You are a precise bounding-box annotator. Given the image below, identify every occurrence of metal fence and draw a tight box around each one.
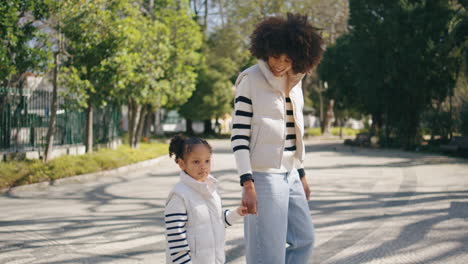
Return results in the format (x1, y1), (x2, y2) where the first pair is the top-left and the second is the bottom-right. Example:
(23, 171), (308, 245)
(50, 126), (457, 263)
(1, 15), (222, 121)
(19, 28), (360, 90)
(0, 87), (120, 153)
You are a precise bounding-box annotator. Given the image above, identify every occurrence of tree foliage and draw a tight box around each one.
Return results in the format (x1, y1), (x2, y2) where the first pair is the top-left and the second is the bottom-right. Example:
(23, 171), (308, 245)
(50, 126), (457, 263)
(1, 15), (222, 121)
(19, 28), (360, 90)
(57, 0), (202, 148)
(0, 0), (50, 87)
(319, 0), (460, 148)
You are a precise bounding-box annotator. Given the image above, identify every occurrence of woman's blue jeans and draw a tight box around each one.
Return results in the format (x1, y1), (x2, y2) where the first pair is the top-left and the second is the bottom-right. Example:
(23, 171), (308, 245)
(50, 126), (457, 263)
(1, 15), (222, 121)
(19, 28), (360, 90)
(244, 169), (315, 264)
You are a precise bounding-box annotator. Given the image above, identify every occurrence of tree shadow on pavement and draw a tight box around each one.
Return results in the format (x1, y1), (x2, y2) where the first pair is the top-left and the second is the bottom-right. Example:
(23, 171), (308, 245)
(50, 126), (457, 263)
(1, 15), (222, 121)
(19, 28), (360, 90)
(1, 140), (466, 264)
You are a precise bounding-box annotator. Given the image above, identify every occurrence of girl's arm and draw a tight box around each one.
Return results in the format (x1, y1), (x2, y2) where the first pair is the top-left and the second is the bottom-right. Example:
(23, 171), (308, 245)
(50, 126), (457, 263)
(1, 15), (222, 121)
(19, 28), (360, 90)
(165, 194), (192, 264)
(223, 206), (247, 228)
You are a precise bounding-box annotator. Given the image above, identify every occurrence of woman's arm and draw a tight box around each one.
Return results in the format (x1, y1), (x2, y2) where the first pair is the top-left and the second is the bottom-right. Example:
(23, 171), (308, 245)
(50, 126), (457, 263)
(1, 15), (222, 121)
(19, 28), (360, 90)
(231, 74), (257, 214)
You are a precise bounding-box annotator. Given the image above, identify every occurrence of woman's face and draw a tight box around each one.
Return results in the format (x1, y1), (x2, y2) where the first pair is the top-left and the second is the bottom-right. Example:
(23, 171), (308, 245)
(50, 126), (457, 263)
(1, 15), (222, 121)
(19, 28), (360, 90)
(267, 54), (292, 77)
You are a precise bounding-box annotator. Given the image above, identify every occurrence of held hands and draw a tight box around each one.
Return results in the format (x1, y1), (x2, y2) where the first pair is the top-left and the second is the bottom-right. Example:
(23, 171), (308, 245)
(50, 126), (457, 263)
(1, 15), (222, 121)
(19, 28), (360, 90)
(236, 205), (248, 216)
(242, 180), (257, 215)
(241, 177), (308, 215)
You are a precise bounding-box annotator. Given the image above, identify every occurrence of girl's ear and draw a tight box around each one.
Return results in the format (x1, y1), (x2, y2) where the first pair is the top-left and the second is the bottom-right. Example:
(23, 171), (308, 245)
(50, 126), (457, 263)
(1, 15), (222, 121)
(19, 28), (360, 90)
(177, 158), (186, 171)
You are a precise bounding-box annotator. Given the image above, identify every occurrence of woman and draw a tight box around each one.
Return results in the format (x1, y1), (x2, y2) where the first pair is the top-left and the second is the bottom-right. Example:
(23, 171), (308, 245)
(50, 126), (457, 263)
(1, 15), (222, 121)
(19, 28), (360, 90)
(231, 13), (323, 264)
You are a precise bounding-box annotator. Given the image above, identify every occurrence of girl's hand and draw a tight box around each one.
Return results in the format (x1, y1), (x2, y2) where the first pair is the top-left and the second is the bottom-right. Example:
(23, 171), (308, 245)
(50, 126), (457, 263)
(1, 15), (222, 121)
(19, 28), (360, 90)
(237, 205), (248, 216)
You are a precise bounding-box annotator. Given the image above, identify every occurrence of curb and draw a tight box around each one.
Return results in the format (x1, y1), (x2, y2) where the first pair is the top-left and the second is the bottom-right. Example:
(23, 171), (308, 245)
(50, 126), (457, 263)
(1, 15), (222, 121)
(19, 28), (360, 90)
(0, 155), (167, 195)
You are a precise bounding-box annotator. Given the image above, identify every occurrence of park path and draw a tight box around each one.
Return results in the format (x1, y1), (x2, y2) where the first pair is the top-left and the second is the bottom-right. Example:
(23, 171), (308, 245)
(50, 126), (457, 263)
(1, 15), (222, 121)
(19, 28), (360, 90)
(1, 139), (467, 264)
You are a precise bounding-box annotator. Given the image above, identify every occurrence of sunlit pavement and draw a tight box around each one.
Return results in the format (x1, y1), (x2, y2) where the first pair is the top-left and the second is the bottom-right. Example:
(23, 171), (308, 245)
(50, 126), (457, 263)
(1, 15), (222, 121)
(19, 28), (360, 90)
(1, 139), (467, 264)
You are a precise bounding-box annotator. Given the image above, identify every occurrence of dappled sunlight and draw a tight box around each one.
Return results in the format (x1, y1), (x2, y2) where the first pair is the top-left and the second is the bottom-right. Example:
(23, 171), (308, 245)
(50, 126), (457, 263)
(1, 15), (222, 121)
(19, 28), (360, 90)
(1, 140), (467, 263)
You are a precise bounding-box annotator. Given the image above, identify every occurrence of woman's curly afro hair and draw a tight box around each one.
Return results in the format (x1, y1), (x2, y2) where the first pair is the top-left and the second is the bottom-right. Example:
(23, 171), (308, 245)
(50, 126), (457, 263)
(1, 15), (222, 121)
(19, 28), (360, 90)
(249, 13), (324, 74)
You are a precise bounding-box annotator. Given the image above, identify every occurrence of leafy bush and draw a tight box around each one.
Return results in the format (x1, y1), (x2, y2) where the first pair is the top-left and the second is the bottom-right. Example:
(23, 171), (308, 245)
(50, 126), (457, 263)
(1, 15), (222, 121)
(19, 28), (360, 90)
(306, 127), (367, 137)
(0, 143), (167, 189)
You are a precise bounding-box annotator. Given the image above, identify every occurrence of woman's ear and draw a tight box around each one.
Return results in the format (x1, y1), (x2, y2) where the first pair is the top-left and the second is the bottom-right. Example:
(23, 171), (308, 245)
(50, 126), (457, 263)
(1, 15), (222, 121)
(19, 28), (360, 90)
(177, 158), (186, 171)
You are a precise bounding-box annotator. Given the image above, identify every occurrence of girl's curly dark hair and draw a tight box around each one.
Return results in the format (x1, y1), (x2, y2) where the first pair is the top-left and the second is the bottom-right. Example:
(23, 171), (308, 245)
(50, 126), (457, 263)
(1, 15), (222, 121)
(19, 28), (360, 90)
(168, 134), (212, 163)
(249, 13), (324, 73)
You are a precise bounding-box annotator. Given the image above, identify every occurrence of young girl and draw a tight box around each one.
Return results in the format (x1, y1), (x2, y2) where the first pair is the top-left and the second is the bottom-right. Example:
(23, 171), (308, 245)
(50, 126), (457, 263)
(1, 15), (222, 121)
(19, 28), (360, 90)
(165, 135), (246, 264)
(231, 13), (324, 263)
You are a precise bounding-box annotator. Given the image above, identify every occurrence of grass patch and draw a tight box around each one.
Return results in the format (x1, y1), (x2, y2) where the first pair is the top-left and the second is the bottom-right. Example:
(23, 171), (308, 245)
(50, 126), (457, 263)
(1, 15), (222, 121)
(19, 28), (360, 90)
(306, 127), (367, 137)
(306, 128), (322, 136)
(0, 142), (168, 190)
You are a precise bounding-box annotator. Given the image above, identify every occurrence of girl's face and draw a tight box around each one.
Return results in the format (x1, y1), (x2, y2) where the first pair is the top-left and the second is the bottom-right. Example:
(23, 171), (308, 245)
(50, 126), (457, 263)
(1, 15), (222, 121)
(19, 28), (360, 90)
(267, 54), (292, 77)
(177, 144), (212, 182)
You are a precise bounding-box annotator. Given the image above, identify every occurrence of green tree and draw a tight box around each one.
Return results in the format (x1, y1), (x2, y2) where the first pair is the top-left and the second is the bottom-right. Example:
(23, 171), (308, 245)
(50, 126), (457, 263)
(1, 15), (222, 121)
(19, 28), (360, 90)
(130, 0), (202, 144)
(0, 0), (50, 87)
(59, 0), (129, 153)
(0, 0), (51, 156)
(450, 0), (468, 137)
(179, 24), (246, 134)
(59, 0), (201, 149)
(207, 0), (349, 136)
(106, 3), (172, 148)
(320, 0), (459, 148)
(318, 34), (362, 134)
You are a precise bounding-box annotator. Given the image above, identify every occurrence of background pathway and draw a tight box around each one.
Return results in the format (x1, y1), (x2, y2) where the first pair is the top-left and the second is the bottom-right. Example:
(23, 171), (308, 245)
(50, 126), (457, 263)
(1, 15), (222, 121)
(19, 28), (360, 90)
(1, 140), (467, 264)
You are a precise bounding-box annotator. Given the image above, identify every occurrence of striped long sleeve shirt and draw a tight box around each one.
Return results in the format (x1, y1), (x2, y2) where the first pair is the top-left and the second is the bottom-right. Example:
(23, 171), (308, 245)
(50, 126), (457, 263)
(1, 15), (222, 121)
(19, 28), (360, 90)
(165, 195), (192, 264)
(231, 74), (305, 186)
(165, 194), (242, 264)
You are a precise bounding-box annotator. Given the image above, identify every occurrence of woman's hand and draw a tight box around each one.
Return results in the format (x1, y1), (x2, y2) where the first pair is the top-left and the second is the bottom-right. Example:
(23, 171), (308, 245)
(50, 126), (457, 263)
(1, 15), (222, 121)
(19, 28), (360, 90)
(242, 180), (257, 214)
(300, 176), (311, 200)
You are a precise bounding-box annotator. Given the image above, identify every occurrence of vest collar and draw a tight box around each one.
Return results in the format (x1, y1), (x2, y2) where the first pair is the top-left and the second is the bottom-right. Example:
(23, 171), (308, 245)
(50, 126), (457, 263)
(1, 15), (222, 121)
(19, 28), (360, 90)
(258, 59), (285, 94)
(180, 170), (218, 197)
(258, 59), (304, 96)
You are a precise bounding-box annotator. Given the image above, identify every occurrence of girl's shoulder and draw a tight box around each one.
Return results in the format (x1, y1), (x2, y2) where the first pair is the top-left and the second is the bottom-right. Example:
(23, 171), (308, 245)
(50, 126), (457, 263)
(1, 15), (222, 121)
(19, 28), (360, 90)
(165, 192), (186, 214)
(169, 181), (191, 197)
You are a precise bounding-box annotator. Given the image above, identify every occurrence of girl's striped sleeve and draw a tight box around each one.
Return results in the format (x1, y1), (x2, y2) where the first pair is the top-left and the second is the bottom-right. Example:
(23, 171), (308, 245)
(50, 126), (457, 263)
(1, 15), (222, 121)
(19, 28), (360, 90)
(165, 194), (192, 264)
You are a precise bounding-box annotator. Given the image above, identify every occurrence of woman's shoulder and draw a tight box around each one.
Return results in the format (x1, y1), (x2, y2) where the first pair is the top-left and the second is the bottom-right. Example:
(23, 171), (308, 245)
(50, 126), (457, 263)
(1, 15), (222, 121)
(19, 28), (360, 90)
(235, 64), (262, 87)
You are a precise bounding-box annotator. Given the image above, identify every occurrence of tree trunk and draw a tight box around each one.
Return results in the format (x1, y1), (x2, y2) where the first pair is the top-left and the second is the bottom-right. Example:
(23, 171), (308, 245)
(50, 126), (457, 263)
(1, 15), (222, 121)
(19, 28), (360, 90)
(338, 118), (343, 139)
(128, 100), (140, 147)
(204, 119), (213, 135)
(215, 117), (221, 134)
(371, 113), (381, 136)
(322, 100), (334, 136)
(134, 105), (148, 149)
(384, 112), (390, 148)
(143, 106), (153, 138)
(154, 108), (164, 136)
(149, 0), (154, 14)
(218, 0), (225, 26)
(186, 119), (194, 135)
(43, 52), (59, 162)
(203, 0), (208, 32)
(319, 92), (324, 134)
(449, 92), (453, 140)
(128, 100), (134, 146)
(405, 111), (420, 150)
(85, 104), (93, 153)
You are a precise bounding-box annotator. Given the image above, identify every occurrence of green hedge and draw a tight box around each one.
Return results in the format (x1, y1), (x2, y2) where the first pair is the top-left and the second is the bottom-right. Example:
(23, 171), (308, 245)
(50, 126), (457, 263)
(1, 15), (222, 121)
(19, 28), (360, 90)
(306, 127), (367, 137)
(0, 142), (167, 189)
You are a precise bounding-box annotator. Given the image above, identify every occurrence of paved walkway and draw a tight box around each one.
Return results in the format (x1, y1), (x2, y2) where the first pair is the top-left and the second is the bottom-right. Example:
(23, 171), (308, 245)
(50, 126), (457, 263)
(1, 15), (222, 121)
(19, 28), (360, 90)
(1, 140), (467, 264)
